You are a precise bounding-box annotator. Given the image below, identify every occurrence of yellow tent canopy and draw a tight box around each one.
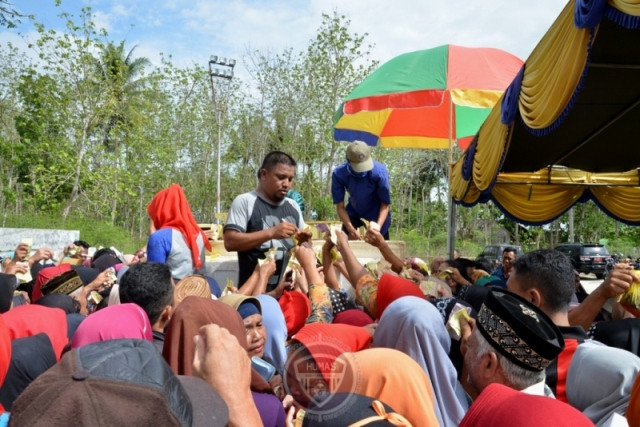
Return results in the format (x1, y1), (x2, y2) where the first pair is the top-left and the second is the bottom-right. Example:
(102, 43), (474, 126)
(451, 0), (640, 225)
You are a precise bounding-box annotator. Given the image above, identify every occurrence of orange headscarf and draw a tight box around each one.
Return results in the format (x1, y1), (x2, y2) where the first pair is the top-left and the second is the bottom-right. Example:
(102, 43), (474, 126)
(332, 348), (440, 427)
(147, 184), (211, 269)
(628, 373), (640, 426)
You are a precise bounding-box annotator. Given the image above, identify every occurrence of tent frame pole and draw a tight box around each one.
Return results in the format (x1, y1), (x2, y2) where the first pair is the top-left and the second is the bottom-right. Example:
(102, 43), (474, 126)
(447, 93), (456, 259)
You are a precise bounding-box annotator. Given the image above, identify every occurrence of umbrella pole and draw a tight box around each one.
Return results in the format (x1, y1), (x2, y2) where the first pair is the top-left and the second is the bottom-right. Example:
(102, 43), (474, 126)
(446, 95), (456, 259)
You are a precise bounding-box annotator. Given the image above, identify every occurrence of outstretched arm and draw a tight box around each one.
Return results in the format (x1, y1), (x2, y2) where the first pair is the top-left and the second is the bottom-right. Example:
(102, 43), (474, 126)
(336, 202), (361, 240)
(335, 229), (367, 286)
(376, 203), (390, 230)
(569, 264), (634, 330)
(364, 228), (403, 274)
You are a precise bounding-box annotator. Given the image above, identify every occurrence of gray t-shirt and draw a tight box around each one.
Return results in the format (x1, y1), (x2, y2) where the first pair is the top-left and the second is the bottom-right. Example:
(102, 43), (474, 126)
(224, 190), (304, 289)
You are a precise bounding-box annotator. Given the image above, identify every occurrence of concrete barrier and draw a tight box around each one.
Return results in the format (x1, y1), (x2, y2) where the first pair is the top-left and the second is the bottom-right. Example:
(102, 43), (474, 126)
(0, 227), (80, 255)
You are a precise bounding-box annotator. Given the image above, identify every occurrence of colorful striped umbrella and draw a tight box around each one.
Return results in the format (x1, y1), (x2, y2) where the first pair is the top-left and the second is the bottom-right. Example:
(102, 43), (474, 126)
(333, 44), (523, 150)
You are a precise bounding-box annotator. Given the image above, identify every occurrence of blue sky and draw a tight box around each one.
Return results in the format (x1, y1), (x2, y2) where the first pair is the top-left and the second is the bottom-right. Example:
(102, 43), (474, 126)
(3, 0), (568, 80)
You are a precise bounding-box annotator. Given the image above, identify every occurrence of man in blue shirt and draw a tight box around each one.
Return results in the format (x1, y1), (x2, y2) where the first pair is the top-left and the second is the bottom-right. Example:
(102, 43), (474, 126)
(331, 141), (391, 240)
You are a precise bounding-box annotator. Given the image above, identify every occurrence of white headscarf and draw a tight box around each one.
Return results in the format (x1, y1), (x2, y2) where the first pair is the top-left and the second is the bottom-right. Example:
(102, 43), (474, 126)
(567, 341), (640, 426)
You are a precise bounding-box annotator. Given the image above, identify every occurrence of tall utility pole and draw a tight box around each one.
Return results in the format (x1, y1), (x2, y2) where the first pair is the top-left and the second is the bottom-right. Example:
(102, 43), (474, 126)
(208, 55), (235, 216)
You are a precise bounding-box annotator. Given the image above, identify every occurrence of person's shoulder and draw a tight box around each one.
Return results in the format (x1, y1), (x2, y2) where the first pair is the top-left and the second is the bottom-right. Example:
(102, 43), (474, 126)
(333, 162), (348, 174)
(150, 228), (173, 239)
(372, 160), (388, 172)
(230, 190), (257, 206)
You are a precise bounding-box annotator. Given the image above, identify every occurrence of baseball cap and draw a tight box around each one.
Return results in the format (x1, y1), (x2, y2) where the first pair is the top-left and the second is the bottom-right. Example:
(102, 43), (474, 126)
(346, 141), (374, 173)
(10, 339), (229, 426)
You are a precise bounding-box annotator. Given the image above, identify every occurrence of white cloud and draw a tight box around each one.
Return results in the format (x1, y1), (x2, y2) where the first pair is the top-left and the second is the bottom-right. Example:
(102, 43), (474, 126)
(6, 0), (569, 80)
(92, 10), (112, 33)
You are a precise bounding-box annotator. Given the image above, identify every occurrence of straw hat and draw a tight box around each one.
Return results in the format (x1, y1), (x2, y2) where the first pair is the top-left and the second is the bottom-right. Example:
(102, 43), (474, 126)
(175, 274), (212, 305)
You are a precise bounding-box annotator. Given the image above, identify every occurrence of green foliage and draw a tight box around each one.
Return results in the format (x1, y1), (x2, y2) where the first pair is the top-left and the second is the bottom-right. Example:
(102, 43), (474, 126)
(1, 6), (639, 257)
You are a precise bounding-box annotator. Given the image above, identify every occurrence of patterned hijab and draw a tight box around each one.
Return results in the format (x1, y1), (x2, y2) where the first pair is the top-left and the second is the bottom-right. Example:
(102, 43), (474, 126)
(147, 184), (211, 269)
(373, 296), (469, 427)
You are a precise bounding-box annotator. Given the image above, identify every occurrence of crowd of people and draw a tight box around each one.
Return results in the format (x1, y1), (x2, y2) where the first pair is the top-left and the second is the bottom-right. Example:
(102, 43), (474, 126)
(0, 148), (639, 426)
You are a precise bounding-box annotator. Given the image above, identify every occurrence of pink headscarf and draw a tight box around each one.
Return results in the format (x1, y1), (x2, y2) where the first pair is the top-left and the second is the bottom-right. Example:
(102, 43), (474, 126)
(71, 303), (153, 348)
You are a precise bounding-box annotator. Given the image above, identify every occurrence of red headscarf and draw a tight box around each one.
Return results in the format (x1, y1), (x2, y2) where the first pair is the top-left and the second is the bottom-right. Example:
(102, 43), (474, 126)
(278, 290), (311, 339)
(0, 316), (12, 389)
(376, 273), (424, 320)
(333, 309), (374, 327)
(32, 264), (72, 302)
(2, 305), (68, 361)
(460, 383), (594, 427)
(147, 184), (211, 269)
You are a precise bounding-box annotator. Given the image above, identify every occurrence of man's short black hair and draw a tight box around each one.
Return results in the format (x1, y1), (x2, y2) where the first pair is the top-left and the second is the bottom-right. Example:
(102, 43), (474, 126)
(257, 151), (297, 178)
(475, 257), (493, 273)
(73, 240), (90, 249)
(512, 249), (575, 314)
(91, 248), (116, 264)
(119, 263), (174, 325)
(502, 247), (517, 255)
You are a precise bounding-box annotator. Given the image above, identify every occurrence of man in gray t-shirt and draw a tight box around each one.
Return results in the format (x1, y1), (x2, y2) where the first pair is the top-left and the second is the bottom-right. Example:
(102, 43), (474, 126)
(224, 151), (305, 289)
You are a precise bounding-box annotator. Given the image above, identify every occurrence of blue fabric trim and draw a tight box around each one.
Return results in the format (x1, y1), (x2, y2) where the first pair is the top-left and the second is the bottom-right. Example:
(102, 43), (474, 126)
(461, 136), (478, 180)
(574, 0), (607, 29)
(500, 66), (525, 125)
(333, 128), (379, 146)
(589, 190), (640, 225)
(604, 4), (640, 29)
(523, 27), (595, 137)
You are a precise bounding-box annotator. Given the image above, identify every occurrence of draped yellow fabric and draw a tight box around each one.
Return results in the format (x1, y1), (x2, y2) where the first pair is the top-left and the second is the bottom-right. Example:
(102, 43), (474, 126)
(472, 105), (510, 192)
(519, 1), (593, 130)
(450, 0), (640, 225)
(492, 183), (583, 223)
(609, 0), (640, 15)
(485, 169), (640, 223)
(450, 159), (468, 200)
(592, 186), (640, 222)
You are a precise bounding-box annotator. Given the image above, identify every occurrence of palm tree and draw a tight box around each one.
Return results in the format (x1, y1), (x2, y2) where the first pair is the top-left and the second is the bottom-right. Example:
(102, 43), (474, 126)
(95, 41), (150, 151)
(93, 41), (150, 223)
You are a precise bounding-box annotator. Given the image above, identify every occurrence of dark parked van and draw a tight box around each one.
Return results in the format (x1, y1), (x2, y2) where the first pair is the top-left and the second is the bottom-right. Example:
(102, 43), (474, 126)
(477, 244), (524, 269)
(554, 243), (611, 279)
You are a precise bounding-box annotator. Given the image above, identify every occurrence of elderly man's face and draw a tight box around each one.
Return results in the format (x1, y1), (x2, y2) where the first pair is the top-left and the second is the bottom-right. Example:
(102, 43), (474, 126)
(462, 329), (484, 400)
(502, 250), (516, 272)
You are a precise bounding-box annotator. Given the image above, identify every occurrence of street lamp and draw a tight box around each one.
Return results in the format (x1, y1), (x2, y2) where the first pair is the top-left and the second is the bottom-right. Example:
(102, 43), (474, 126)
(208, 55), (236, 217)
